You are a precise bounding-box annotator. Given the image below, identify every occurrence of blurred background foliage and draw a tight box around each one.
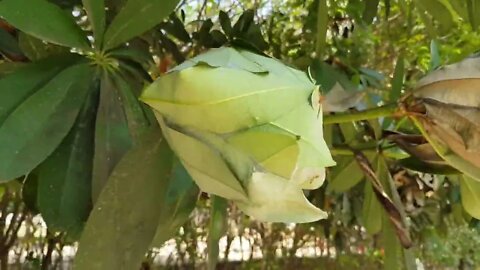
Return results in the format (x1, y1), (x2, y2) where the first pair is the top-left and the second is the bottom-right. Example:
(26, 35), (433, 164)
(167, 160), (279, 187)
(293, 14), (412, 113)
(2, 0), (480, 269)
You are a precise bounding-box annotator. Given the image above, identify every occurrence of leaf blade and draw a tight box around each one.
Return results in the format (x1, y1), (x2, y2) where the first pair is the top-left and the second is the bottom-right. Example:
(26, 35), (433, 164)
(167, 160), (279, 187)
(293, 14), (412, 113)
(0, 0), (89, 49)
(150, 158), (199, 247)
(207, 196), (228, 270)
(82, 0), (105, 48)
(74, 131), (173, 270)
(0, 63), (94, 180)
(37, 84), (99, 239)
(91, 73), (132, 202)
(103, 0), (180, 50)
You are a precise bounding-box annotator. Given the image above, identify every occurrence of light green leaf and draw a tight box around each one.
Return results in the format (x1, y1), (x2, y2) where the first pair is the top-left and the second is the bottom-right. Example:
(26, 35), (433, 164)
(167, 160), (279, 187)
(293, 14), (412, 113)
(236, 171), (328, 223)
(227, 124), (299, 178)
(91, 73), (132, 202)
(158, 117), (248, 201)
(0, 54), (80, 124)
(467, 0), (480, 30)
(207, 196), (228, 270)
(171, 47), (267, 74)
(459, 175), (480, 219)
(328, 157), (365, 193)
(74, 131), (173, 270)
(37, 85), (98, 239)
(150, 158), (199, 247)
(0, 63), (94, 180)
(141, 68), (312, 134)
(416, 0), (456, 33)
(82, 0), (105, 48)
(103, 0), (180, 50)
(362, 181), (382, 234)
(141, 48), (314, 133)
(0, 0), (89, 49)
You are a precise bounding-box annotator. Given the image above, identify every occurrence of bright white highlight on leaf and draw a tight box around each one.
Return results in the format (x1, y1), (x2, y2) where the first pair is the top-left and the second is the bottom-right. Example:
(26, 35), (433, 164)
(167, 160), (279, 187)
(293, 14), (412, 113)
(141, 47), (336, 223)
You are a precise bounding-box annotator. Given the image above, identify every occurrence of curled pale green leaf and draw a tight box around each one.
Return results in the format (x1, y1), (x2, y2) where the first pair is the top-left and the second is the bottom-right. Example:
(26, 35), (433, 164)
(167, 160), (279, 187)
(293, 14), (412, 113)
(236, 172), (328, 223)
(141, 47), (335, 223)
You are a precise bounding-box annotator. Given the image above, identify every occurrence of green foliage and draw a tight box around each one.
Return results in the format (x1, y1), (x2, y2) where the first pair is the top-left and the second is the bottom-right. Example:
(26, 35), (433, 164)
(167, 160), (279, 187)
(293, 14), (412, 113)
(150, 157), (199, 247)
(0, 63), (94, 180)
(102, 0), (180, 50)
(0, 0), (479, 268)
(207, 196), (228, 270)
(74, 131), (173, 270)
(82, 0), (106, 47)
(37, 85), (98, 239)
(0, 0), (89, 49)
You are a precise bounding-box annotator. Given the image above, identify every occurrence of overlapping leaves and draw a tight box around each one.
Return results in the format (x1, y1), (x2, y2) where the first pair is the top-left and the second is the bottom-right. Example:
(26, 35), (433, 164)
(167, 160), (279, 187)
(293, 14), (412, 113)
(0, 0), (200, 269)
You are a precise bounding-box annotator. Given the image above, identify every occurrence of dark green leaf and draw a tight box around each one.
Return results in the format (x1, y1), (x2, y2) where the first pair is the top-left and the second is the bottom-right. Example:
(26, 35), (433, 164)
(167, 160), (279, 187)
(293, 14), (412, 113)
(18, 32), (69, 61)
(0, 0), (89, 49)
(219, 11), (232, 37)
(0, 54), (80, 124)
(315, 0), (328, 57)
(0, 28), (23, 57)
(109, 47), (154, 67)
(22, 173), (39, 213)
(207, 196), (228, 270)
(390, 54), (404, 101)
(242, 24), (268, 51)
(362, 0), (380, 24)
(0, 63), (94, 180)
(198, 19), (214, 46)
(112, 72), (151, 143)
(0, 62), (25, 76)
(160, 13), (191, 43)
(103, 0), (180, 50)
(74, 130), (173, 270)
(82, 0), (105, 48)
(233, 10), (254, 36)
(91, 73), (132, 202)
(210, 30), (228, 47)
(37, 84), (98, 239)
(151, 158), (199, 247)
(384, 0), (391, 19)
(309, 61), (356, 93)
(398, 156), (460, 175)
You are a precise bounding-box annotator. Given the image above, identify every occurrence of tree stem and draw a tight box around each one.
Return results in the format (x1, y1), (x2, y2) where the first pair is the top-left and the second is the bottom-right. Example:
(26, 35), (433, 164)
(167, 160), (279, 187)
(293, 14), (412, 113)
(323, 103), (399, 124)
